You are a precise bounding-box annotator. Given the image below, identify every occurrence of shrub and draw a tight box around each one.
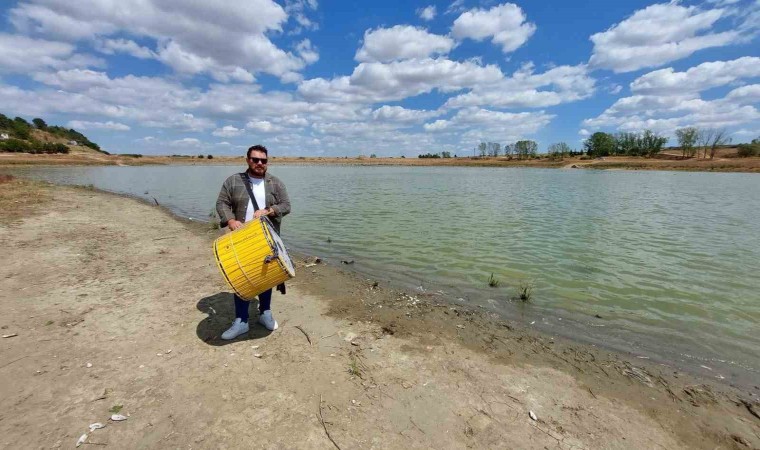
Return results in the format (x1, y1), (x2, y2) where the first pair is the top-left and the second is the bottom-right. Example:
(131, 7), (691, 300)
(737, 143), (759, 157)
(0, 138), (32, 153)
(207, 154), (213, 159)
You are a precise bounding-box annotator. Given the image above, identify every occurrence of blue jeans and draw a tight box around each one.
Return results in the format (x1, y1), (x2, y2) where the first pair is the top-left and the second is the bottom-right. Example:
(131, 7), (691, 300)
(234, 289), (272, 323)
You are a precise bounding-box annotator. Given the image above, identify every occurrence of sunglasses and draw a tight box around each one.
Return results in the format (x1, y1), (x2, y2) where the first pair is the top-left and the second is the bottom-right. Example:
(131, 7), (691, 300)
(248, 157), (268, 164)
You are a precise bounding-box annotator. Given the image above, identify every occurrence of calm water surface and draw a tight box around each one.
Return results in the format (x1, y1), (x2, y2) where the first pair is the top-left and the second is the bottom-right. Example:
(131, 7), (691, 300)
(7, 165), (760, 388)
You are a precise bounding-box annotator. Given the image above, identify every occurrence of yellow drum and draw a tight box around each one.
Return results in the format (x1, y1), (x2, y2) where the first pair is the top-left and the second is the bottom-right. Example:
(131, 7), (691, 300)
(213, 217), (295, 300)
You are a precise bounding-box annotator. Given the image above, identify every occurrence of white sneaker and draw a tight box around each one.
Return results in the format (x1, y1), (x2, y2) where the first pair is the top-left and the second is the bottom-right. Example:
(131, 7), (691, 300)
(221, 318), (249, 340)
(258, 310), (278, 331)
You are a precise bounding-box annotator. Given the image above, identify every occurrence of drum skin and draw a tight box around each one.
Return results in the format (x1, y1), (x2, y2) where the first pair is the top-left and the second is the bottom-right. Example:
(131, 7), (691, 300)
(213, 217), (295, 300)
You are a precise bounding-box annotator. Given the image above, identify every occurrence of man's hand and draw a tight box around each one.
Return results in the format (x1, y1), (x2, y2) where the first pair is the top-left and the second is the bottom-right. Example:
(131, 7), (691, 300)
(253, 208), (273, 219)
(227, 219), (243, 231)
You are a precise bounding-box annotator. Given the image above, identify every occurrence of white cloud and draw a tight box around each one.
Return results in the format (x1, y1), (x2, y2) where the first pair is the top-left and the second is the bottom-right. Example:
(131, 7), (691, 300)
(299, 58), (504, 103)
(418, 5), (437, 21)
(285, 0), (319, 34)
(630, 56), (760, 94)
(371, 105), (442, 124)
(579, 128), (590, 136)
(296, 39), (319, 65)
(212, 125), (244, 137)
(247, 120), (280, 133)
(356, 26), (455, 63)
(424, 108), (553, 139)
(67, 120), (131, 130)
(584, 60), (760, 134)
(170, 138), (202, 147)
(444, 63), (595, 109)
(0, 33), (103, 74)
(96, 38), (155, 59)
(589, 3), (740, 73)
(9, 0), (312, 81)
(451, 3), (536, 53)
(423, 120), (449, 131)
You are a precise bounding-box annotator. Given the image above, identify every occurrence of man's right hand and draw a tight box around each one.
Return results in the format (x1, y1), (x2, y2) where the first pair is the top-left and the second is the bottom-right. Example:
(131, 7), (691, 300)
(227, 219), (243, 231)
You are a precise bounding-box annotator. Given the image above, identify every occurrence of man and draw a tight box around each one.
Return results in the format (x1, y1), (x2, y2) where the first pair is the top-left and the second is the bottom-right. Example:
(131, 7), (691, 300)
(215, 144), (291, 339)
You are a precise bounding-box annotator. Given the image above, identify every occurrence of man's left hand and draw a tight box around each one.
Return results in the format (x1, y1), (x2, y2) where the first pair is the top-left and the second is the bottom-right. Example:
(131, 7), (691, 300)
(254, 208), (272, 219)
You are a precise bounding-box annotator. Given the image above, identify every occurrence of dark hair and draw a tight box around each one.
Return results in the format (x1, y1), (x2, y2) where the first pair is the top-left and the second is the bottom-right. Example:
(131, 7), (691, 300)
(247, 145), (268, 159)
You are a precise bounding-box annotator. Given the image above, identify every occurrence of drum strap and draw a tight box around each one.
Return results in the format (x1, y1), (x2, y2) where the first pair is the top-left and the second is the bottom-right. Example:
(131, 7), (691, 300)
(240, 172), (262, 212)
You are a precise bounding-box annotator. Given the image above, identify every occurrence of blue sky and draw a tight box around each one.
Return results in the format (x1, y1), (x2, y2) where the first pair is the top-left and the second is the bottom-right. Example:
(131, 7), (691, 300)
(0, 0), (758, 156)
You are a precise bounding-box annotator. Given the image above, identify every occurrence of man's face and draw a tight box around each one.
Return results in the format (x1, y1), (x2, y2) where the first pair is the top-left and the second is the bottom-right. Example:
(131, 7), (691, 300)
(247, 150), (267, 177)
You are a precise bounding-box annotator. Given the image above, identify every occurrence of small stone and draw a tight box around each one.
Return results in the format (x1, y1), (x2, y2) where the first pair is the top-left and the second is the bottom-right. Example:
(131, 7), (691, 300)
(254, 353), (262, 358)
(110, 414), (128, 422)
(251, 345), (260, 349)
(86, 363), (92, 368)
(529, 411), (537, 421)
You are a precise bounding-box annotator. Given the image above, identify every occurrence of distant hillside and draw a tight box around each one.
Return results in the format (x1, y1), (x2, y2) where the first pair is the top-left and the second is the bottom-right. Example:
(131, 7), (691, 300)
(0, 114), (107, 155)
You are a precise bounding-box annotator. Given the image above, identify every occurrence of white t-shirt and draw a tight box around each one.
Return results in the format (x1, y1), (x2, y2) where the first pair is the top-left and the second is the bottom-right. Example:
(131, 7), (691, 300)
(244, 177), (266, 222)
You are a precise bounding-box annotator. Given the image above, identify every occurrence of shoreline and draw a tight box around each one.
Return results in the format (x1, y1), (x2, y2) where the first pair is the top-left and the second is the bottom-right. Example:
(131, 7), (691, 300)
(2, 151), (760, 173)
(1, 177), (759, 448)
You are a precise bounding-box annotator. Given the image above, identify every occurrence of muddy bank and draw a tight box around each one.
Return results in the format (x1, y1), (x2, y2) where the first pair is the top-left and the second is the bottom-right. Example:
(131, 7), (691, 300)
(1, 177), (758, 449)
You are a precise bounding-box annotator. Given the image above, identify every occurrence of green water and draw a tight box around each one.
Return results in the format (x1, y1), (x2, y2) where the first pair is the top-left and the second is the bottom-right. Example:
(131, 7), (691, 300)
(8, 165), (759, 388)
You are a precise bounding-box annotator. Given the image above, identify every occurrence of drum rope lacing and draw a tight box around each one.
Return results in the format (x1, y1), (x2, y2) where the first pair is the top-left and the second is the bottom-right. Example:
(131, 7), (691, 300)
(227, 228), (256, 296)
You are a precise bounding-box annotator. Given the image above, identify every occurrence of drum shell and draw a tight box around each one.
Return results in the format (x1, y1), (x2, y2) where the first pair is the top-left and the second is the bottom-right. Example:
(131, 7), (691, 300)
(213, 218), (293, 300)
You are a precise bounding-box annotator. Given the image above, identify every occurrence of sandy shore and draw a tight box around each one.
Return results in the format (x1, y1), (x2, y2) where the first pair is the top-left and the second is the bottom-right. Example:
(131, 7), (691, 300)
(1, 176), (758, 449)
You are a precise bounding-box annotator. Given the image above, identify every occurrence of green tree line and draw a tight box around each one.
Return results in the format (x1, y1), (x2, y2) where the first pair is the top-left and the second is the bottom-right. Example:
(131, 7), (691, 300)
(0, 113), (106, 154)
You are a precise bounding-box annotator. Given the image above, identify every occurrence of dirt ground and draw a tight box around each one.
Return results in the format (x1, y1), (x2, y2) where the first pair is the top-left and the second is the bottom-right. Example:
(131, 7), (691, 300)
(1, 177), (759, 449)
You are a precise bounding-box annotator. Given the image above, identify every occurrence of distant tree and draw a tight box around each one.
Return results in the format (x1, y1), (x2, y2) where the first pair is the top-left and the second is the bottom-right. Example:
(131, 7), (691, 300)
(32, 118), (48, 130)
(0, 113), (12, 130)
(207, 154), (213, 159)
(441, 151), (451, 158)
(503, 143), (515, 157)
(707, 128), (731, 159)
(197, 154), (204, 158)
(477, 142), (487, 157)
(583, 132), (615, 157)
(370, 153), (377, 158)
(514, 140), (537, 159)
(675, 127), (699, 158)
(638, 130), (668, 157)
(614, 132), (641, 156)
(697, 129), (713, 159)
(418, 152), (441, 158)
(547, 142), (571, 160)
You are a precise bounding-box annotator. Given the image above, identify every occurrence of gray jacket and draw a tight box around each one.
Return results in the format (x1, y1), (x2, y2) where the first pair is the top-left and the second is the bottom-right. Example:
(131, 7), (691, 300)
(216, 171), (291, 234)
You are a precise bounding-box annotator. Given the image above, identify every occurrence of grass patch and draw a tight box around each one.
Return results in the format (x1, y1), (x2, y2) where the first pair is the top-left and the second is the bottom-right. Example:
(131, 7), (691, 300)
(514, 280), (534, 302)
(109, 404), (123, 414)
(487, 273), (500, 287)
(347, 351), (365, 379)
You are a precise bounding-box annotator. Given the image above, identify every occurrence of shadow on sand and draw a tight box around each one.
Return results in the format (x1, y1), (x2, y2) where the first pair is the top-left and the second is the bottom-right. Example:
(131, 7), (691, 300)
(196, 292), (273, 346)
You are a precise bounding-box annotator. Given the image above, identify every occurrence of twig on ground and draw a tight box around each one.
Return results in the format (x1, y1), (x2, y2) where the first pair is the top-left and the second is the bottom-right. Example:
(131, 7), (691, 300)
(294, 325), (312, 346)
(152, 236), (174, 241)
(0, 355), (29, 370)
(320, 332), (337, 340)
(318, 395), (341, 450)
(409, 418), (425, 434)
(587, 387), (597, 399)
